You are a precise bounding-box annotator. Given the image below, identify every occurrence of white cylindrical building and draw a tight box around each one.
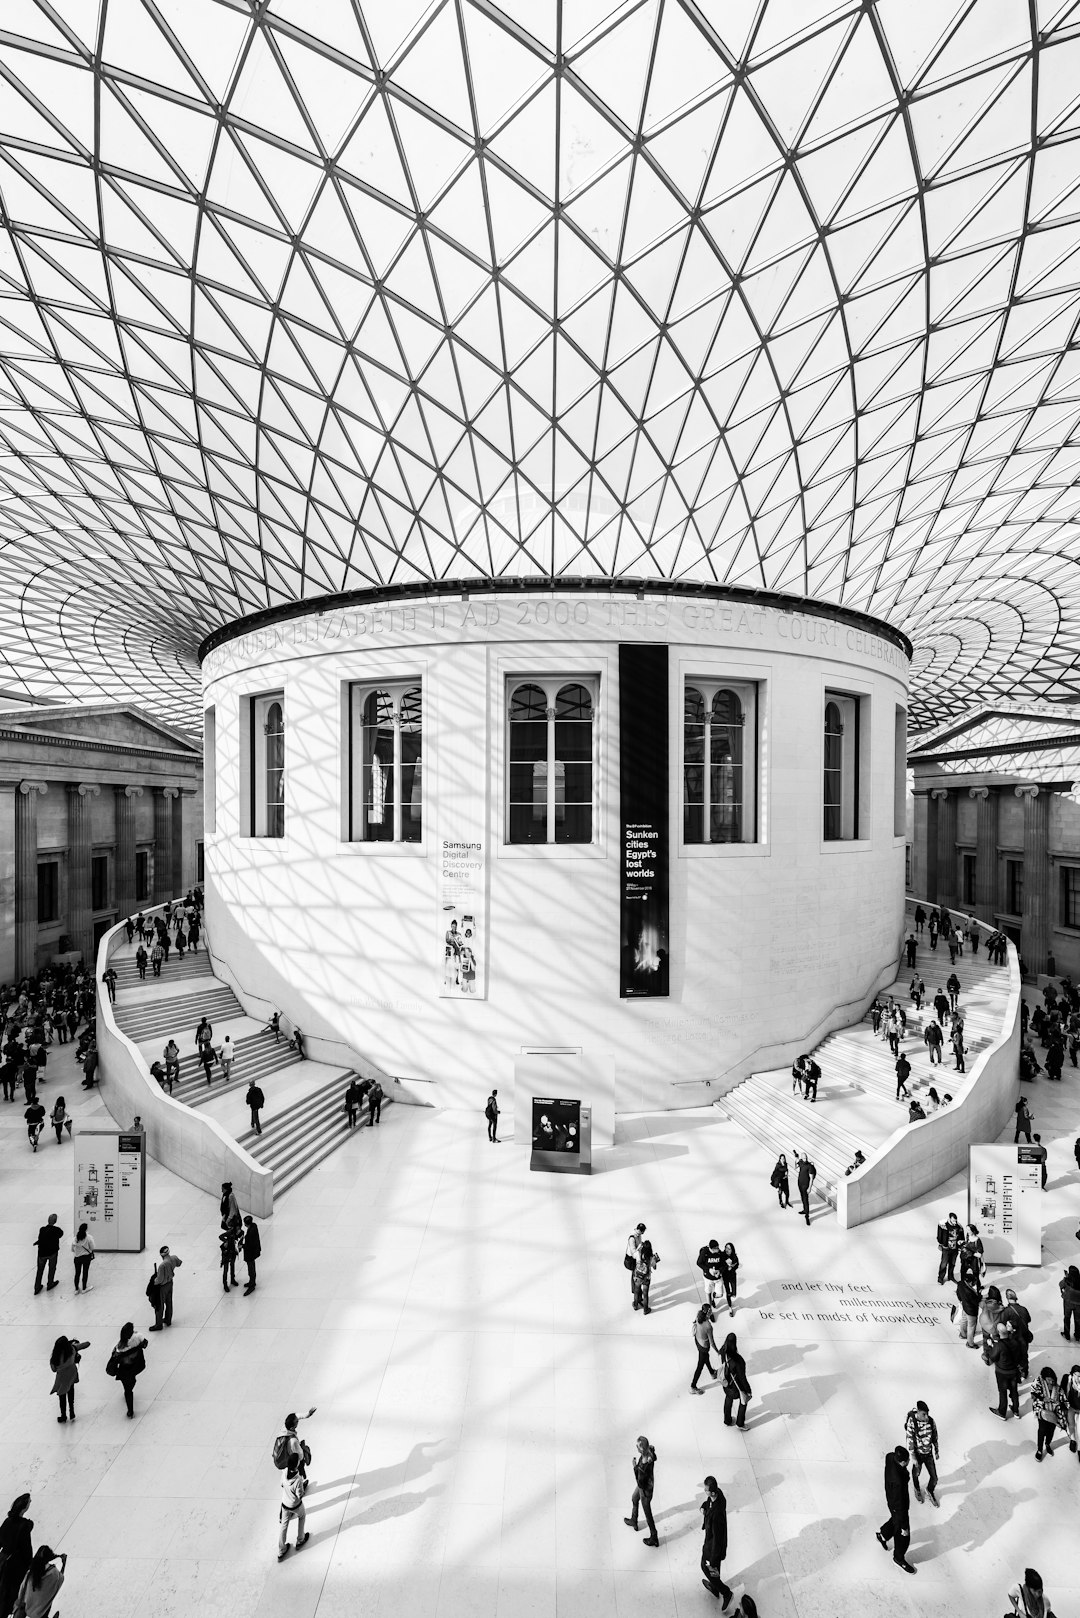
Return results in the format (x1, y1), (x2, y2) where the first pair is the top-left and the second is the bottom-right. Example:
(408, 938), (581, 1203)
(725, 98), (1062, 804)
(200, 583), (910, 1116)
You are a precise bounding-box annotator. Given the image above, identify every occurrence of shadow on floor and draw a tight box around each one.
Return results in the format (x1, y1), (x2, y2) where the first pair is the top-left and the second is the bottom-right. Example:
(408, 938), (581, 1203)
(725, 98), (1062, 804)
(593, 1143), (689, 1173)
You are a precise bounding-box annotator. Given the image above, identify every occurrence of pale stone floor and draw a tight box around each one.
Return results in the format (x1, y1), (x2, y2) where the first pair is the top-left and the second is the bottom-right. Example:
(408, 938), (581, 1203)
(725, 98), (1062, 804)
(1, 1012), (1078, 1618)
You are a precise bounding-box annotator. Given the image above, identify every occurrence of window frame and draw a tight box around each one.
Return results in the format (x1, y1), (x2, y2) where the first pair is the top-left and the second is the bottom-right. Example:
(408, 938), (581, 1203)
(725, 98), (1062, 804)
(90, 852), (110, 912)
(681, 677), (760, 846)
(1005, 857), (1023, 917)
(345, 678), (424, 847)
(37, 859), (60, 925)
(135, 847), (152, 902)
(821, 686), (870, 847)
(1060, 865), (1080, 931)
(504, 674), (600, 848)
(247, 690), (286, 839)
(961, 850), (977, 906)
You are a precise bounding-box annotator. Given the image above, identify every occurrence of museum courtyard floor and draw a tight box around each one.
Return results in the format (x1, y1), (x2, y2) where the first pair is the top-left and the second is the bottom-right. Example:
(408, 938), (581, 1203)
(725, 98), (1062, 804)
(1, 1027), (1076, 1618)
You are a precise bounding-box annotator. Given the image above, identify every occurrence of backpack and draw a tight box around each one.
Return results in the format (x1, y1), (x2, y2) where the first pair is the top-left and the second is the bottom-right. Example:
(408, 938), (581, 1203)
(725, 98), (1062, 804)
(484, 1099), (496, 1121)
(272, 1433), (292, 1469)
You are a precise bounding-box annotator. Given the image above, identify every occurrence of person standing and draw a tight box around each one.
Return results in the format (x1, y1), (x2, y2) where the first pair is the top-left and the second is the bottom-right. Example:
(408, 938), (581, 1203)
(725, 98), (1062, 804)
(623, 1435), (659, 1546)
(1015, 1097), (1033, 1144)
(135, 944), (147, 982)
(951, 1022), (966, 1073)
(987, 1323), (1023, 1419)
(11, 1547), (66, 1618)
(276, 1455), (309, 1562)
(936, 1213), (962, 1285)
(720, 1332), (752, 1428)
(904, 933), (917, 968)
(48, 1336), (89, 1423)
(905, 1401), (939, 1503)
(924, 1019), (943, 1065)
(343, 1076), (362, 1129)
(245, 1081), (265, 1135)
(875, 1446), (916, 1573)
(914, 904), (926, 935)
(274, 1408), (317, 1480)
(109, 1322), (148, 1417)
(0, 1494), (34, 1618)
(485, 1089), (499, 1142)
(946, 971), (961, 1012)
(367, 1081), (383, 1126)
(101, 965), (117, 1004)
(242, 1216), (261, 1295)
(32, 1215), (62, 1294)
(1006, 1570), (1056, 1617)
(696, 1239), (724, 1306)
(719, 1244), (739, 1314)
(955, 1264), (981, 1348)
(1029, 1366), (1066, 1460)
(769, 1154), (790, 1209)
(71, 1225), (94, 1293)
(795, 1152), (816, 1224)
(632, 1240), (659, 1315)
(1062, 1364), (1080, 1455)
(221, 1183), (242, 1237)
(624, 1224), (646, 1293)
(148, 1245), (182, 1330)
(699, 1477), (732, 1604)
(1060, 1265), (1080, 1339)
(690, 1305), (719, 1394)
(219, 1224), (238, 1292)
(1002, 1289), (1032, 1376)
(1030, 1134), (1048, 1189)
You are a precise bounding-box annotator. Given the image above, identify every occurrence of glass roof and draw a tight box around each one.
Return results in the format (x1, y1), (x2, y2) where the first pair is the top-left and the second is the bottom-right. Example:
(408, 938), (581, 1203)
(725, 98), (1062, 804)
(2, 0), (1080, 727)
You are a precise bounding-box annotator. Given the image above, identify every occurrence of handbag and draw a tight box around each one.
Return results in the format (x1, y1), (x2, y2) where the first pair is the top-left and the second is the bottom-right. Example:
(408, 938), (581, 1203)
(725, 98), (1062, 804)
(105, 1351), (120, 1378)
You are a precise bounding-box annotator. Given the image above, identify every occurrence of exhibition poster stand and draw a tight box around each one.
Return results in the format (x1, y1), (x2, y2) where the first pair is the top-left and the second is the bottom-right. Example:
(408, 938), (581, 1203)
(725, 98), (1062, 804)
(530, 1098), (592, 1175)
(968, 1143), (1042, 1265)
(74, 1126), (146, 1252)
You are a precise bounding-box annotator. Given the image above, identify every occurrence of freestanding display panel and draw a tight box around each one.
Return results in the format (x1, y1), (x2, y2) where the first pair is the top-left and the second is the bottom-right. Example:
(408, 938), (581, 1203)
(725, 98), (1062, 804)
(74, 1126), (146, 1252)
(968, 1143), (1042, 1265)
(530, 1098), (592, 1174)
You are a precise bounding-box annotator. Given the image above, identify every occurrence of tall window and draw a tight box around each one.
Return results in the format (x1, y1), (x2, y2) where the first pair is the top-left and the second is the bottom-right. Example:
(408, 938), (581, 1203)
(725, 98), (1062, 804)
(249, 691), (286, 837)
(508, 679), (595, 844)
(893, 705), (907, 836)
(204, 705), (216, 834)
(349, 683), (423, 843)
(683, 681), (757, 843)
(37, 860), (59, 924)
(196, 841), (205, 883)
(823, 691), (864, 841)
(1061, 867), (1080, 929)
(136, 849), (151, 901)
(962, 853), (976, 905)
(91, 855), (109, 911)
(1006, 859), (1023, 916)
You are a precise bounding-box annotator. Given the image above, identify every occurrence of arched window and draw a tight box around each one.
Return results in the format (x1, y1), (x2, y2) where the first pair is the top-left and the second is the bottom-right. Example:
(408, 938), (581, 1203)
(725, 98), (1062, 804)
(351, 683), (423, 843)
(264, 699), (285, 838)
(823, 699), (844, 841)
(683, 680), (755, 843)
(508, 679), (596, 844)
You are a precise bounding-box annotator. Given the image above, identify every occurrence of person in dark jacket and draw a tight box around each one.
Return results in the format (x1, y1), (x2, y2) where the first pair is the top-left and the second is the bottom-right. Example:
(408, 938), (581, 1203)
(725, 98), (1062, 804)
(245, 1081), (265, 1135)
(32, 1215), (62, 1294)
(367, 1081), (383, 1126)
(0, 1493), (34, 1618)
(936, 1213), (963, 1285)
(696, 1239), (723, 1305)
(1014, 1097), (1033, 1144)
(1002, 1289), (1032, 1376)
(955, 1269), (982, 1348)
(720, 1332), (752, 1428)
(795, 1153), (816, 1224)
(622, 1435), (658, 1546)
(632, 1240), (659, 1315)
(904, 1401), (939, 1503)
(895, 1053), (912, 1100)
(344, 1077), (363, 1129)
(769, 1154), (790, 1208)
(219, 1224), (238, 1292)
(987, 1323), (1024, 1419)
(700, 1476), (731, 1603)
(876, 1446), (916, 1573)
(242, 1216), (261, 1294)
(1060, 1265), (1080, 1339)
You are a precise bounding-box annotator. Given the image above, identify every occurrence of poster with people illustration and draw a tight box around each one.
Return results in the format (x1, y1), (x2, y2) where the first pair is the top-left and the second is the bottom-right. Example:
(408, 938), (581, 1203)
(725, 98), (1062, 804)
(439, 837), (485, 998)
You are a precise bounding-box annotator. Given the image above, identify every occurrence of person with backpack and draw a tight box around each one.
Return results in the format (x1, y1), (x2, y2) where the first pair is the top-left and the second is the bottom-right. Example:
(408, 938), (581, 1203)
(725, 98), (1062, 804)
(795, 1152), (816, 1225)
(277, 1455), (309, 1562)
(622, 1435), (658, 1546)
(769, 1154), (790, 1209)
(1006, 1568), (1056, 1617)
(904, 1400), (939, 1503)
(1002, 1289), (1033, 1376)
(367, 1081), (383, 1125)
(632, 1240), (659, 1315)
(484, 1089), (499, 1143)
(624, 1224), (646, 1295)
(273, 1407), (317, 1480)
(987, 1323), (1024, 1420)
(48, 1336), (89, 1423)
(108, 1322), (148, 1417)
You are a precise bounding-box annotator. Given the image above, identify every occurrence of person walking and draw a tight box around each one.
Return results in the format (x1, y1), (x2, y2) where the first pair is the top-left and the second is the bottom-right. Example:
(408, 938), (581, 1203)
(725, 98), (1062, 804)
(987, 1323), (1024, 1419)
(276, 1455), (309, 1562)
(914, 904), (926, 935)
(1029, 1366), (1067, 1459)
(876, 1446), (916, 1574)
(1060, 1265), (1080, 1339)
(955, 1266), (982, 1349)
(108, 1322), (148, 1417)
(910, 972), (924, 1010)
(1006, 1569), (1056, 1617)
(905, 1400), (939, 1503)
(150, 939), (164, 977)
(48, 1336), (89, 1423)
(163, 1039), (180, 1087)
(198, 1039), (215, 1085)
(367, 1081), (383, 1126)
(1062, 1364), (1080, 1456)
(795, 1152), (816, 1224)
(946, 971), (961, 1012)
(1002, 1289), (1032, 1375)
(894, 1052), (912, 1100)
(720, 1332), (752, 1427)
(245, 1080), (265, 1135)
(343, 1076), (362, 1129)
(32, 1215), (62, 1294)
(101, 965), (117, 1004)
(936, 1212), (963, 1285)
(24, 1101), (45, 1151)
(0, 1494), (34, 1618)
(242, 1216), (261, 1294)
(71, 1225), (94, 1293)
(933, 988), (950, 1026)
(135, 944), (147, 982)
(904, 932), (917, 968)
(485, 1089), (499, 1142)
(632, 1240), (659, 1315)
(1015, 1097), (1033, 1144)
(11, 1547), (66, 1618)
(217, 1035), (235, 1082)
(769, 1154), (790, 1208)
(48, 1097), (70, 1145)
(148, 1245), (182, 1330)
(690, 1305), (719, 1394)
(718, 1243), (739, 1314)
(924, 1019), (943, 1065)
(623, 1436), (659, 1546)
(699, 1477), (732, 1604)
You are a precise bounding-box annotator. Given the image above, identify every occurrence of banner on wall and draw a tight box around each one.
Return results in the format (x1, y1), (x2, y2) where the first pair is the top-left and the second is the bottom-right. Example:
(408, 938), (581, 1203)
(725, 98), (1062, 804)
(439, 837), (485, 998)
(619, 644), (669, 998)
(74, 1127), (146, 1252)
(968, 1144), (1042, 1265)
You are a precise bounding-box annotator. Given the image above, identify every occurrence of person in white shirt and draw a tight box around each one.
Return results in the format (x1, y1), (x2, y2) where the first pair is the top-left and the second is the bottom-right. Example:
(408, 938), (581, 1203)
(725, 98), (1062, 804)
(1007, 1568), (1055, 1617)
(277, 1456), (309, 1562)
(624, 1224), (646, 1296)
(217, 1035), (235, 1081)
(71, 1225), (95, 1292)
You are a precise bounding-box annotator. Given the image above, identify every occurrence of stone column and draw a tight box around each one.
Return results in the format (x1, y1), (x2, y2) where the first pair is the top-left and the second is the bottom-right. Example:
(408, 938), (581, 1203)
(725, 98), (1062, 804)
(114, 785), (142, 920)
(1017, 784), (1050, 975)
(14, 780), (48, 978)
(153, 786), (178, 903)
(171, 789), (185, 897)
(921, 792), (939, 901)
(67, 782), (100, 964)
(969, 786), (998, 922)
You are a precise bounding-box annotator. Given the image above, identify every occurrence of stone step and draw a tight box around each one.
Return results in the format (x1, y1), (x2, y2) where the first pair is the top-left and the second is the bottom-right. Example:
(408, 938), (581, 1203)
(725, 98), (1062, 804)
(236, 1071), (388, 1197)
(113, 984), (242, 1042)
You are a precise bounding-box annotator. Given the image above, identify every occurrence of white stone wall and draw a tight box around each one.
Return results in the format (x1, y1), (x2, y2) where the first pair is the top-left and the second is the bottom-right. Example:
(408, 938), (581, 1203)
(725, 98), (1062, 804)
(201, 591), (909, 1114)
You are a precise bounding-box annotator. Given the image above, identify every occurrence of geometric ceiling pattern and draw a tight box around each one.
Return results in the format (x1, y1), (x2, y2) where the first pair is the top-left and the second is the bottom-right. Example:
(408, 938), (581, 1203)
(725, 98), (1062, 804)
(3, 2), (1080, 728)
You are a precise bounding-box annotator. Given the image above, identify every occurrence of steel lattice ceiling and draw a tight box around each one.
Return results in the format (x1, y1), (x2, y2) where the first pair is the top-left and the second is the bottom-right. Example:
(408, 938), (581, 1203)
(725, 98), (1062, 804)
(3, 0), (1080, 728)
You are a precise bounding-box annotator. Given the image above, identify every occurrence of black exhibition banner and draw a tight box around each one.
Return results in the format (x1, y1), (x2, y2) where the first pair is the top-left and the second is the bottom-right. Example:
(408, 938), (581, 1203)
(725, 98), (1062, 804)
(619, 643), (669, 998)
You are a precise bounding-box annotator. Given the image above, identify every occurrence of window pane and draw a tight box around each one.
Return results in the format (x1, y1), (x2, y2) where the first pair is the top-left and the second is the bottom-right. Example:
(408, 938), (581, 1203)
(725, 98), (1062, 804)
(509, 685), (550, 842)
(556, 804), (591, 842)
(510, 683), (547, 722)
(265, 699), (285, 838)
(363, 690), (395, 842)
(823, 700), (842, 840)
(400, 694), (422, 839)
(683, 685), (705, 844)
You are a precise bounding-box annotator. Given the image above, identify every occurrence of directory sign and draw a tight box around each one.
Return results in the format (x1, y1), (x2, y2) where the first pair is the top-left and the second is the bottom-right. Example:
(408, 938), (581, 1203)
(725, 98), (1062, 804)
(74, 1126), (146, 1252)
(969, 1144), (1041, 1265)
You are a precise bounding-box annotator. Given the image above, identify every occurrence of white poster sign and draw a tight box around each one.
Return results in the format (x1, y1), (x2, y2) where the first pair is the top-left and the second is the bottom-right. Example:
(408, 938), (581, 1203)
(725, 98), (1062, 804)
(74, 1127), (146, 1252)
(439, 837), (484, 998)
(969, 1144), (1042, 1265)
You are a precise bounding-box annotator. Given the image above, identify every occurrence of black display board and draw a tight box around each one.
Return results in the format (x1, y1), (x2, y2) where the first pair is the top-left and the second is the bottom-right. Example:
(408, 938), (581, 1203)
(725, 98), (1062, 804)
(531, 1097), (581, 1153)
(619, 644), (669, 997)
